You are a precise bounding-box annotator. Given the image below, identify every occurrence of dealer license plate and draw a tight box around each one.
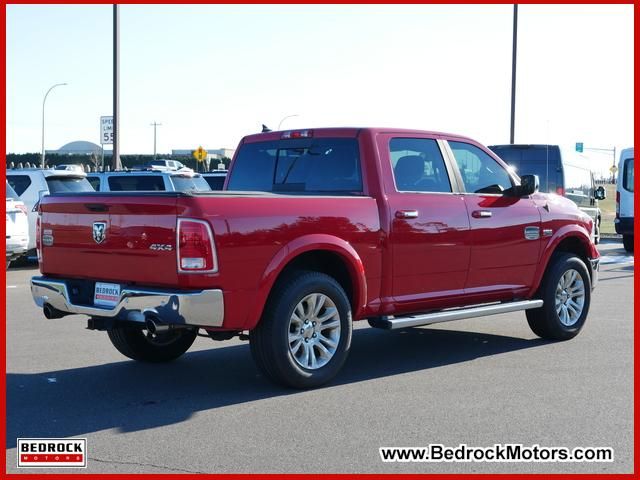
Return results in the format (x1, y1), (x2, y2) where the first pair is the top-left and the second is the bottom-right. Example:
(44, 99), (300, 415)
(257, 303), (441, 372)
(94, 282), (121, 308)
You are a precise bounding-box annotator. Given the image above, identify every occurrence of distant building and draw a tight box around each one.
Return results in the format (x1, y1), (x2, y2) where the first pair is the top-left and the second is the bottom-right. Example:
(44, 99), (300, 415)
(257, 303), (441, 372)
(171, 147), (235, 160)
(46, 140), (104, 156)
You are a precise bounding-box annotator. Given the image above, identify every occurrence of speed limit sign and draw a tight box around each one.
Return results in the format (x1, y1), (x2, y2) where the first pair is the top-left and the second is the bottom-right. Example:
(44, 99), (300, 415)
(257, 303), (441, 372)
(100, 116), (113, 145)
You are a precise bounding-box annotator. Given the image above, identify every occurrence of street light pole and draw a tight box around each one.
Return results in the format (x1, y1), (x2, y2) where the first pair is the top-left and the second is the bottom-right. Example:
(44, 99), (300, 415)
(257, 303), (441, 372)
(41, 83), (67, 168)
(150, 121), (162, 159)
(277, 114), (299, 130)
(112, 4), (121, 170)
(509, 4), (518, 144)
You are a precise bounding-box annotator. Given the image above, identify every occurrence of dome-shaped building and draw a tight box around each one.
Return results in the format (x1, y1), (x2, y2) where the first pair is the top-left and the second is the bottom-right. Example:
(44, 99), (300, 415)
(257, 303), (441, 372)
(47, 141), (103, 156)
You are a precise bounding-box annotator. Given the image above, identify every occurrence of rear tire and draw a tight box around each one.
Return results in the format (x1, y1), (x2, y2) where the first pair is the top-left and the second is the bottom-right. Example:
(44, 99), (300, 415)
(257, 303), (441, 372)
(623, 235), (634, 253)
(108, 325), (197, 362)
(526, 253), (591, 341)
(250, 271), (352, 389)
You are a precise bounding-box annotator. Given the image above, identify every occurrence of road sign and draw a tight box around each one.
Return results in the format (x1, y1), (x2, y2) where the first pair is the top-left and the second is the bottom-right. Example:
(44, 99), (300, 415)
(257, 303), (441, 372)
(193, 146), (207, 162)
(610, 165), (618, 174)
(575, 142), (583, 153)
(100, 116), (114, 145)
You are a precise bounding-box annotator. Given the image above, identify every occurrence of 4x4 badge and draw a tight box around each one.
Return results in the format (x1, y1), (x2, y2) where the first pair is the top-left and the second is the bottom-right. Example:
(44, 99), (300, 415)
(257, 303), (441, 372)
(93, 222), (107, 244)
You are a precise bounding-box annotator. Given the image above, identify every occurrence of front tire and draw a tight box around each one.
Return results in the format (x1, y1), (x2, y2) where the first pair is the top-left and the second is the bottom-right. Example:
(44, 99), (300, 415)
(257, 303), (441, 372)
(108, 325), (197, 362)
(526, 253), (591, 341)
(623, 235), (634, 253)
(250, 271), (352, 389)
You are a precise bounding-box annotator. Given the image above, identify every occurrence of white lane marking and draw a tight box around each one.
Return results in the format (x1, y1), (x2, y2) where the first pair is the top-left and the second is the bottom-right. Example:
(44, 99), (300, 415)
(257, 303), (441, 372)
(6, 285), (17, 288)
(600, 255), (634, 265)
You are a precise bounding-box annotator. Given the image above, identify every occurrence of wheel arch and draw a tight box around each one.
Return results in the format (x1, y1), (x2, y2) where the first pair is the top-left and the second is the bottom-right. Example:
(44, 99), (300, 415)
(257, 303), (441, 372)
(529, 226), (598, 297)
(245, 234), (367, 330)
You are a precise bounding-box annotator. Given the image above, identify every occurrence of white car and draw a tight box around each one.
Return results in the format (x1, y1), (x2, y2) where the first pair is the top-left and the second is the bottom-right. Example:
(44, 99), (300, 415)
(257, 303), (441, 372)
(615, 147), (634, 252)
(6, 169), (94, 252)
(6, 182), (29, 268)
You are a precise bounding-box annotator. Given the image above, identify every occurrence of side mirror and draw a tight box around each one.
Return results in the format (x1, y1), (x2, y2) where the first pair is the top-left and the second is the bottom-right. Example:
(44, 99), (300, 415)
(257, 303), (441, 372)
(594, 185), (606, 200)
(519, 174), (539, 196)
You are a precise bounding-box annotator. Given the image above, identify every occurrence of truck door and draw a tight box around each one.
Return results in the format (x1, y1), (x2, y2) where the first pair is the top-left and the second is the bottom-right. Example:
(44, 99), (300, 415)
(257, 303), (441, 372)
(378, 134), (471, 313)
(445, 140), (541, 298)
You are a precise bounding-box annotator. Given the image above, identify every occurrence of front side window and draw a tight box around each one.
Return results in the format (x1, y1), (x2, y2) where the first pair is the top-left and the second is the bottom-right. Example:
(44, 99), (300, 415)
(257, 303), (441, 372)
(86, 176), (101, 191)
(389, 138), (451, 193)
(449, 141), (513, 194)
(228, 138), (362, 194)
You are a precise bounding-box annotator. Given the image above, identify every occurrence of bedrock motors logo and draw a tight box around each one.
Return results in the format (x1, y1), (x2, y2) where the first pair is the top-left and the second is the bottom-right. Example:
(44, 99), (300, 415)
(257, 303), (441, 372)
(17, 438), (87, 468)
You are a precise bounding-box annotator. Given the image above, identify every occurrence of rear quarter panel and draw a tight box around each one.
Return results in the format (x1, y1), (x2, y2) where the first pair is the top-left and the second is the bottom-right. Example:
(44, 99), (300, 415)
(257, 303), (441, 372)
(177, 194), (383, 330)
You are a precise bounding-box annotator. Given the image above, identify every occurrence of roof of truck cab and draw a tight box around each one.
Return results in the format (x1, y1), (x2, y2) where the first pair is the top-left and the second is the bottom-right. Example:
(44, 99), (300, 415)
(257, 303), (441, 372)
(241, 127), (480, 144)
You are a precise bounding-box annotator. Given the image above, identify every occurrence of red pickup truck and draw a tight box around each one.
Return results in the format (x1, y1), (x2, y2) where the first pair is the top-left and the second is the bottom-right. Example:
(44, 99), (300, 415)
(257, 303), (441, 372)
(31, 128), (599, 388)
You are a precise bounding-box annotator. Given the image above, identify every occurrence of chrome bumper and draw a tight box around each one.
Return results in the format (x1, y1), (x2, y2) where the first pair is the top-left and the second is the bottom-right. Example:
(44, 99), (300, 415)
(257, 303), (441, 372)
(30, 276), (224, 328)
(590, 257), (600, 289)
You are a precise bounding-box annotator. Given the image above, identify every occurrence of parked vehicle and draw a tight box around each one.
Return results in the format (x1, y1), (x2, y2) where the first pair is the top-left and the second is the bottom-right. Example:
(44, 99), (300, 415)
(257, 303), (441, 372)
(54, 164), (84, 173)
(5, 181), (29, 268)
(202, 171), (228, 190)
(31, 128), (599, 389)
(86, 171), (211, 193)
(615, 147), (634, 252)
(148, 159), (190, 171)
(6, 168), (93, 252)
(488, 144), (605, 243)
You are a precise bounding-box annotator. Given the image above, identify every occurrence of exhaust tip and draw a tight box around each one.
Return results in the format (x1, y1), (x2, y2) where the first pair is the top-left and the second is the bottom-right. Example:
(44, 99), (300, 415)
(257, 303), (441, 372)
(43, 303), (65, 319)
(145, 315), (170, 335)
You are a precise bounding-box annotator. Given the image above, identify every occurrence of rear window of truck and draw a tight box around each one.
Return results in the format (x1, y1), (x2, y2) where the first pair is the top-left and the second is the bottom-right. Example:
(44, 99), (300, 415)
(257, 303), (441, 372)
(227, 138), (362, 194)
(46, 176), (94, 193)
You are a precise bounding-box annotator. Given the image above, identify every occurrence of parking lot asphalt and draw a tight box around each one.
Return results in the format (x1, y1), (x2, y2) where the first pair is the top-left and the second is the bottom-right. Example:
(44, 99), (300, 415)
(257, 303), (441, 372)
(5, 239), (634, 474)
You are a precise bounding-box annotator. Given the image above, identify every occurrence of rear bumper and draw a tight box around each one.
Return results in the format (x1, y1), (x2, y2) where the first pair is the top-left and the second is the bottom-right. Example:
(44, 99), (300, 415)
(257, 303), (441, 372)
(6, 236), (29, 260)
(615, 216), (634, 235)
(30, 276), (224, 328)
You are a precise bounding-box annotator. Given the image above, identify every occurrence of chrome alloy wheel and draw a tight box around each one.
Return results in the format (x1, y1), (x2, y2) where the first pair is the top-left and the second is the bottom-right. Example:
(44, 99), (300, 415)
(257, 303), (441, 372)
(288, 293), (341, 370)
(555, 269), (586, 327)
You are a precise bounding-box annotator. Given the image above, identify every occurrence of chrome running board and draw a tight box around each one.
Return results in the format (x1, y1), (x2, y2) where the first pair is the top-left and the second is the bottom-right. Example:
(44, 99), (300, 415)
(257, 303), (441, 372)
(370, 300), (543, 330)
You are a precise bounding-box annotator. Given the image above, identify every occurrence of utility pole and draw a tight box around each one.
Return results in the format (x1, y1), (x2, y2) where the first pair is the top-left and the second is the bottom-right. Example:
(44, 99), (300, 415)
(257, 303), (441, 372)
(112, 4), (122, 170)
(510, 4), (518, 144)
(150, 121), (162, 159)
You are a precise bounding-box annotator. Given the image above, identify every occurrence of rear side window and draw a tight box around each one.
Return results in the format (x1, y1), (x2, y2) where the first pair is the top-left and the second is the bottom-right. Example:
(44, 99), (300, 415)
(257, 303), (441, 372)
(623, 158), (634, 192)
(6, 175), (32, 196)
(46, 176), (94, 193)
(204, 175), (226, 190)
(170, 175), (211, 192)
(228, 138), (362, 194)
(86, 176), (101, 191)
(389, 138), (451, 193)
(108, 175), (165, 191)
(450, 141), (513, 194)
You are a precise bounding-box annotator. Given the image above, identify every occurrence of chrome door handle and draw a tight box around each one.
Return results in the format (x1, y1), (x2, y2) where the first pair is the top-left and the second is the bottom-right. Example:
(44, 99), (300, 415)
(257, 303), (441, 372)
(395, 210), (419, 219)
(472, 210), (492, 218)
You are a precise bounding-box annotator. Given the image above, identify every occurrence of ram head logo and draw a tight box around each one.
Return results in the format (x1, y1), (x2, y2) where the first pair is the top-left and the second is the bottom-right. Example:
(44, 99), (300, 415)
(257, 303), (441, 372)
(92, 222), (107, 244)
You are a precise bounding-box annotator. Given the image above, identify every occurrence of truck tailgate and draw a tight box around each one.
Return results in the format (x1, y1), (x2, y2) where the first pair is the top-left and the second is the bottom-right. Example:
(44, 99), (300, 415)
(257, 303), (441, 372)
(39, 194), (180, 287)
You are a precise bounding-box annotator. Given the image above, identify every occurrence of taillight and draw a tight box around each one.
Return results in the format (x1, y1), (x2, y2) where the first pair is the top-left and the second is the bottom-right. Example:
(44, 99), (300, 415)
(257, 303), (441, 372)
(556, 187), (565, 196)
(616, 191), (620, 217)
(36, 215), (42, 263)
(177, 218), (217, 273)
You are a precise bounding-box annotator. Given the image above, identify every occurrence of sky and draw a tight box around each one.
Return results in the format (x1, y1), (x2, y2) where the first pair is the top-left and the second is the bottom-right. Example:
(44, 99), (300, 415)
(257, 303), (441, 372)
(6, 4), (634, 176)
